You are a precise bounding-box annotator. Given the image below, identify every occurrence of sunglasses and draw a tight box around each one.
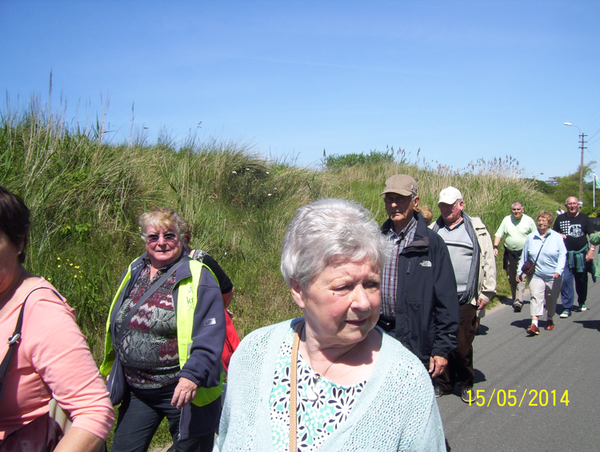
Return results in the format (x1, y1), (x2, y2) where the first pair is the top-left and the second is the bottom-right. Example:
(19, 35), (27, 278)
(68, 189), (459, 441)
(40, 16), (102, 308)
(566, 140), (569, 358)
(145, 232), (179, 243)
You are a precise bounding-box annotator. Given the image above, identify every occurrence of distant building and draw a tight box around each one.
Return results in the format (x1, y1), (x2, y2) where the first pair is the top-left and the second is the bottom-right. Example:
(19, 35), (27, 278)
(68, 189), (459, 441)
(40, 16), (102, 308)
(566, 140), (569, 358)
(545, 177), (559, 186)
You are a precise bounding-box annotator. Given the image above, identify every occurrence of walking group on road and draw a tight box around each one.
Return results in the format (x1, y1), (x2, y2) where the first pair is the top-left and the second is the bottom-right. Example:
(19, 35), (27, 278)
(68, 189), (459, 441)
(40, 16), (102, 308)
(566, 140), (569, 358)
(495, 195), (596, 337)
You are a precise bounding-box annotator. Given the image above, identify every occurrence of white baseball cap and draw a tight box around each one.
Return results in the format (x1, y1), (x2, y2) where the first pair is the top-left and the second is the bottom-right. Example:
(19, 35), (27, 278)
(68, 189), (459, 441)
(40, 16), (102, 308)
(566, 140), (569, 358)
(438, 186), (463, 205)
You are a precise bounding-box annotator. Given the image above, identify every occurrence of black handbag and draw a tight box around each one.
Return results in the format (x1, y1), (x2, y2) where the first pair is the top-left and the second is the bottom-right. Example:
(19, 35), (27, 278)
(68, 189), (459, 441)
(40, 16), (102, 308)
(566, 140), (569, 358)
(521, 260), (536, 276)
(107, 358), (127, 406)
(0, 412), (63, 452)
(521, 236), (547, 277)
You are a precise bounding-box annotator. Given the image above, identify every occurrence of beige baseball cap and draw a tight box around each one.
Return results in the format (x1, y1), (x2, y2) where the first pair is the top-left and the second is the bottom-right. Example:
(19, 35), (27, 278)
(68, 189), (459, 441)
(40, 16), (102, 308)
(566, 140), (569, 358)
(381, 175), (418, 196)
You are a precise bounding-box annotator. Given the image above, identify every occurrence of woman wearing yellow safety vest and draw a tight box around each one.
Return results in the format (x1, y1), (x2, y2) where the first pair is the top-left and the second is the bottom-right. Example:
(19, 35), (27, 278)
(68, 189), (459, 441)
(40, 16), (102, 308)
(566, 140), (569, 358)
(100, 207), (225, 452)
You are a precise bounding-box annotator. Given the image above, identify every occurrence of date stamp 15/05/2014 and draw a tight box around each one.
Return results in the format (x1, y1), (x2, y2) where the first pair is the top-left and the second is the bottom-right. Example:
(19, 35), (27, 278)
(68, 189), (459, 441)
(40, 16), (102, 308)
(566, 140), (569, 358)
(465, 389), (570, 407)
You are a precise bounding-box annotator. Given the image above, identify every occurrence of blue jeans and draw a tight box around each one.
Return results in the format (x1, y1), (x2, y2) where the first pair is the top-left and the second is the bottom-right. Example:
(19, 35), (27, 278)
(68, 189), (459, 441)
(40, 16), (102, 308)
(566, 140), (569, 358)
(111, 383), (214, 452)
(560, 263), (588, 310)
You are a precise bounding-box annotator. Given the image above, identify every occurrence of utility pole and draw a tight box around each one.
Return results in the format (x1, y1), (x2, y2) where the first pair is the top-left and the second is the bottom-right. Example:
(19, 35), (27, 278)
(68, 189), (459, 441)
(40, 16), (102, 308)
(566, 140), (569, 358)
(565, 123), (587, 203)
(578, 132), (587, 203)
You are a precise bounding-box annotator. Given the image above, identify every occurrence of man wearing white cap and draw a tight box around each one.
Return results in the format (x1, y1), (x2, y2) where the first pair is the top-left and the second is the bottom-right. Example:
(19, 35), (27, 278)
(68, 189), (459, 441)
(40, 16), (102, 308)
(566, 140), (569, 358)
(431, 186), (496, 403)
(378, 175), (460, 381)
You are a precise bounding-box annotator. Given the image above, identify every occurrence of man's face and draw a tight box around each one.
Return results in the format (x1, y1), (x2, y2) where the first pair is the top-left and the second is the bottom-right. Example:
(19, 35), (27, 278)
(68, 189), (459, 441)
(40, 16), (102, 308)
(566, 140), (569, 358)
(566, 197), (579, 217)
(512, 204), (523, 220)
(384, 193), (419, 229)
(439, 200), (464, 226)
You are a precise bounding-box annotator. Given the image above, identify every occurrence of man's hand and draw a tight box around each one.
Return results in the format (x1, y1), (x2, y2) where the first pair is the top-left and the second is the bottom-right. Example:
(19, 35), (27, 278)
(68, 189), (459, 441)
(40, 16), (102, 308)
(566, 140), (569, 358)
(477, 298), (488, 310)
(429, 356), (448, 378)
(586, 248), (595, 262)
(553, 272), (561, 279)
(171, 377), (198, 409)
(493, 238), (501, 258)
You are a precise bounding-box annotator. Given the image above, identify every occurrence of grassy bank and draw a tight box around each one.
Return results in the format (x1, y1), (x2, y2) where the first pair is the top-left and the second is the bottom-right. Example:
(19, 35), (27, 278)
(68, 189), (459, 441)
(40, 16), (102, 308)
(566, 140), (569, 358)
(2, 97), (560, 448)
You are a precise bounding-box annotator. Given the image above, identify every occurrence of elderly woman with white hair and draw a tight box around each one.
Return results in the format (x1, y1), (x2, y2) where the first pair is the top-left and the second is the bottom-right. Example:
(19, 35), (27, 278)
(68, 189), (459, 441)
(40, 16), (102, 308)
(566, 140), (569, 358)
(214, 198), (445, 452)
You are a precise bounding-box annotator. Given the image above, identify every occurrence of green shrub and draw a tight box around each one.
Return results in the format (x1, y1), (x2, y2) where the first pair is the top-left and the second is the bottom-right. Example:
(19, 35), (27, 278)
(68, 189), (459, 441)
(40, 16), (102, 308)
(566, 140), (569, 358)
(323, 149), (395, 171)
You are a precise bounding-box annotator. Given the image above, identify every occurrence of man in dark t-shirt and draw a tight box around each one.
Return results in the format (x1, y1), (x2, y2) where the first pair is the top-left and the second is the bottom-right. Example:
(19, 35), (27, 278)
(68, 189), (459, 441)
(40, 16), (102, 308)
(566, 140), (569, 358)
(552, 196), (596, 317)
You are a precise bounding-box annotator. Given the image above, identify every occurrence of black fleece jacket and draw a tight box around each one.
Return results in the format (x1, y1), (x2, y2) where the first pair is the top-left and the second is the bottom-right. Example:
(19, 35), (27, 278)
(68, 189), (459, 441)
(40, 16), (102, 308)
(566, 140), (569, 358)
(380, 212), (460, 365)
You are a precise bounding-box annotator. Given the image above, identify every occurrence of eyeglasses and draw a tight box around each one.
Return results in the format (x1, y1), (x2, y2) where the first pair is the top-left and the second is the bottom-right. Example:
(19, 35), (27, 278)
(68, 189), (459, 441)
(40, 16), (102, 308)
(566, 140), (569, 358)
(384, 196), (413, 205)
(145, 232), (179, 243)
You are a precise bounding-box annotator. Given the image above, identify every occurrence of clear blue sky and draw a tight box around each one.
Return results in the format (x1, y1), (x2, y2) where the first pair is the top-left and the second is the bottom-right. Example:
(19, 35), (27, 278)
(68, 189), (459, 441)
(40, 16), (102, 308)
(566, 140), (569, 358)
(2, 0), (599, 180)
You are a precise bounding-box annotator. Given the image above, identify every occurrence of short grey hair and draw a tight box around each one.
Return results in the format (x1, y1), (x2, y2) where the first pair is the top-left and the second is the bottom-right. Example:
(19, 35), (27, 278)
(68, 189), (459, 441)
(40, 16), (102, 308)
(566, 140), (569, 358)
(511, 201), (523, 209)
(281, 198), (391, 290)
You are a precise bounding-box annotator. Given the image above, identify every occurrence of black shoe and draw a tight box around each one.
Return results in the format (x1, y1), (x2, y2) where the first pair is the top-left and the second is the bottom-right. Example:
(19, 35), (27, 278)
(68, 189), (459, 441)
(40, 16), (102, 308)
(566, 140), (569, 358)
(513, 303), (522, 313)
(461, 387), (474, 403)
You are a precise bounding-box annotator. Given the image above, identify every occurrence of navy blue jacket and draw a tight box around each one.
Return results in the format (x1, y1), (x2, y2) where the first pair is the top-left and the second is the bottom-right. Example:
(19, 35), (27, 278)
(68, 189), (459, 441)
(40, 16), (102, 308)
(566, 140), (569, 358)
(381, 212), (460, 365)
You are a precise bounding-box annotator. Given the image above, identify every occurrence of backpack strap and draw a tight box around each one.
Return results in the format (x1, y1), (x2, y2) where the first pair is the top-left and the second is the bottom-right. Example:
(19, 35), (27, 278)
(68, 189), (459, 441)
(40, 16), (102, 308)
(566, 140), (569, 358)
(0, 287), (62, 402)
(115, 263), (179, 343)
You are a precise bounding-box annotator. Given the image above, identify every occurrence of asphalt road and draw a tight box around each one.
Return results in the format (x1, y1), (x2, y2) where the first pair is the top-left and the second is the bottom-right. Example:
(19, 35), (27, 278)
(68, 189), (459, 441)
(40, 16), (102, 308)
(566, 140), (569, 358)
(437, 281), (600, 452)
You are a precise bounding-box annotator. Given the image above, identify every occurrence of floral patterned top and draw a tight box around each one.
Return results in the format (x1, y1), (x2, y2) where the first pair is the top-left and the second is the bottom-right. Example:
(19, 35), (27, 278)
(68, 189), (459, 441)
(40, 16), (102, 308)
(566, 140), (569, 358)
(269, 328), (366, 451)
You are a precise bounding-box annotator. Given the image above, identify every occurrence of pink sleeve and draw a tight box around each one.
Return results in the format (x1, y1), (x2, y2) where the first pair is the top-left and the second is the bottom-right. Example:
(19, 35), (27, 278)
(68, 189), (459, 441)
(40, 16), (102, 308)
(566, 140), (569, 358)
(25, 293), (115, 440)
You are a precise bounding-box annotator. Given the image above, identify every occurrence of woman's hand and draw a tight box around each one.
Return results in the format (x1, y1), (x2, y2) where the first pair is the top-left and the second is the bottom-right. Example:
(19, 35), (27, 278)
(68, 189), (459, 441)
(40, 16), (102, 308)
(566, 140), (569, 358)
(171, 377), (198, 409)
(553, 272), (560, 279)
(516, 274), (523, 283)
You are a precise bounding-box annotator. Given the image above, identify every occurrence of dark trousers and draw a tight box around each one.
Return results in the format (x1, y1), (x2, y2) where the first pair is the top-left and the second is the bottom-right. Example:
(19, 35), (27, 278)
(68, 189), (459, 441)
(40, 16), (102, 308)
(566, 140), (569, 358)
(503, 248), (526, 304)
(560, 262), (588, 310)
(437, 303), (477, 392)
(111, 384), (214, 452)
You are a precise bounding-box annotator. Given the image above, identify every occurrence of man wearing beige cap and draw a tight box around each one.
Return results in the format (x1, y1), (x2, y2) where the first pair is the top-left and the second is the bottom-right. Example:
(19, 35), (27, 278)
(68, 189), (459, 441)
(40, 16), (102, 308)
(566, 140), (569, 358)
(378, 175), (460, 381)
(432, 186), (496, 403)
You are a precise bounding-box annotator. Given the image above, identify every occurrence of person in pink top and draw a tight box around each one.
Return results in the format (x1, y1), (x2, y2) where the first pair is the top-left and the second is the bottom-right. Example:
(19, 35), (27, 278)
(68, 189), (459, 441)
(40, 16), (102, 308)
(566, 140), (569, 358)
(0, 186), (115, 451)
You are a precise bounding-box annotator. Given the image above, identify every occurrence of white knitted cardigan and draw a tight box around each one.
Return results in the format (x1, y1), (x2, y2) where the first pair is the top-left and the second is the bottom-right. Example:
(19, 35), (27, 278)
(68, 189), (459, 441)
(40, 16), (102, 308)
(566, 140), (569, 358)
(214, 319), (446, 452)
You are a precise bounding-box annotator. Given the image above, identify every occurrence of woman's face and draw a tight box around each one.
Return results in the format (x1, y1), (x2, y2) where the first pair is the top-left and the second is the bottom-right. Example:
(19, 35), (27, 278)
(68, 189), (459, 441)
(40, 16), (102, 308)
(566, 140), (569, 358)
(291, 257), (381, 348)
(144, 225), (183, 269)
(0, 230), (22, 296)
(537, 216), (550, 233)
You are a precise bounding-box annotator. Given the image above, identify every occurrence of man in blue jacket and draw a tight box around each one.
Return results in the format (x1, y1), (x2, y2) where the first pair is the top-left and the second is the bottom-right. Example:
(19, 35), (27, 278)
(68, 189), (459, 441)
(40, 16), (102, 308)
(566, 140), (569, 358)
(378, 174), (460, 381)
